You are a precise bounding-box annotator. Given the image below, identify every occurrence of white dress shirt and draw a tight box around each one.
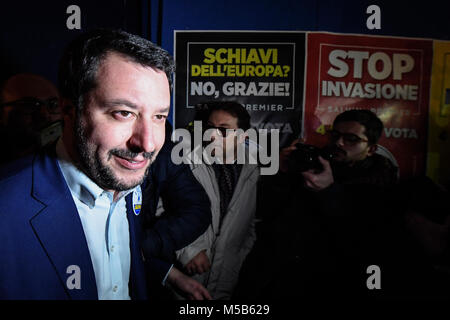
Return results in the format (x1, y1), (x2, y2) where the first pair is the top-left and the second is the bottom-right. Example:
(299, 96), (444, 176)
(56, 139), (138, 300)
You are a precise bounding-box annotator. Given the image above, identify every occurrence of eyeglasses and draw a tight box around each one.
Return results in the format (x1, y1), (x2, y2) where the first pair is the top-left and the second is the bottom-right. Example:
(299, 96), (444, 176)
(0, 97), (60, 115)
(327, 129), (369, 146)
(204, 124), (236, 137)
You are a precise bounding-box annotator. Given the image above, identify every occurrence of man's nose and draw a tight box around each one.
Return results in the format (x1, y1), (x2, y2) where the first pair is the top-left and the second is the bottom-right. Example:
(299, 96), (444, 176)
(128, 120), (157, 154)
(335, 136), (345, 147)
(209, 128), (221, 141)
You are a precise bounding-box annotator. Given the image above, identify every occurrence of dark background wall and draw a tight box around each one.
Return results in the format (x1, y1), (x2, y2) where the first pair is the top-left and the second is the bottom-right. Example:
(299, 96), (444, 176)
(1, 0), (449, 87)
(0, 0), (142, 85)
(158, 0), (450, 57)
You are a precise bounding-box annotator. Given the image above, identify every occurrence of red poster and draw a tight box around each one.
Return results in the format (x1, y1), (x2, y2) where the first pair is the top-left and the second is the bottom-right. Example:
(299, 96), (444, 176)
(303, 32), (433, 179)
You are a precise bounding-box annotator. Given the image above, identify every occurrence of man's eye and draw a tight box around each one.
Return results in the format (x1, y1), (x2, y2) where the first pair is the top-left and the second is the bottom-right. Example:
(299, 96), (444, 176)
(114, 111), (134, 119)
(329, 131), (340, 139)
(155, 114), (167, 121)
(345, 135), (359, 142)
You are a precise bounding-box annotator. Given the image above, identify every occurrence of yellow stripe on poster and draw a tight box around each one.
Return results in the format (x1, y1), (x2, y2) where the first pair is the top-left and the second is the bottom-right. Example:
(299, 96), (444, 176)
(427, 41), (450, 186)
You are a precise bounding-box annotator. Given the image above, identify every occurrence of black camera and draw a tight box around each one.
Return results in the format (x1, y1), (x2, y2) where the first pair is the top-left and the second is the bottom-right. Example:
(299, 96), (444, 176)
(287, 143), (340, 173)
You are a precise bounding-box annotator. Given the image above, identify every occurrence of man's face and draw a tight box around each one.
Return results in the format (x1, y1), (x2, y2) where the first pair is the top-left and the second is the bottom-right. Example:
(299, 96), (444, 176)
(329, 120), (375, 164)
(69, 52), (170, 191)
(1, 74), (62, 148)
(207, 109), (242, 163)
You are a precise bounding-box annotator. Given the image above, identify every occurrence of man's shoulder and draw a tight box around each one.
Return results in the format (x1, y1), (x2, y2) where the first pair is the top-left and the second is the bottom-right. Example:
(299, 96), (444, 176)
(334, 153), (399, 187)
(0, 148), (60, 202)
(0, 154), (39, 221)
(368, 153), (399, 177)
(150, 139), (193, 183)
(370, 153), (397, 168)
(0, 154), (35, 187)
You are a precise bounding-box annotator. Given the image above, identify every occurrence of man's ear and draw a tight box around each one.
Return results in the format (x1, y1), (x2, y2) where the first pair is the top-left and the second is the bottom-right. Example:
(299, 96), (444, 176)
(368, 143), (378, 156)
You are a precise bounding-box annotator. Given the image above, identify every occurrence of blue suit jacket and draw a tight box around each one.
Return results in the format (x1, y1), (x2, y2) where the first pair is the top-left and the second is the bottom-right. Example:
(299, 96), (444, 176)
(0, 148), (148, 300)
(141, 139), (211, 263)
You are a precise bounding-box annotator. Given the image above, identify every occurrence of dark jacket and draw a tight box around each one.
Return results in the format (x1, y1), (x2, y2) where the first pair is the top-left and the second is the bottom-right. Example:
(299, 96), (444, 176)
(235, 154), (414, 300)
(140, 138), (212, 273)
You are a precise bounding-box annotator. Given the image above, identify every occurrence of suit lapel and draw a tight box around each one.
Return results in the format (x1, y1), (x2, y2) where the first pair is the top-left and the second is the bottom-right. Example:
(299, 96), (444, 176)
(30, 150), (98, 300)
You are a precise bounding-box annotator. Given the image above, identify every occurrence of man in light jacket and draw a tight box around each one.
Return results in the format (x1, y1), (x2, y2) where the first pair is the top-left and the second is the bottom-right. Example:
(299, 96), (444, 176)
(175, 101), (259, 300)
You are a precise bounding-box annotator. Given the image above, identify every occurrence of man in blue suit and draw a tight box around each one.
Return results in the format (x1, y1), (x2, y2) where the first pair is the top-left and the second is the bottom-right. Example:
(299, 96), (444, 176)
(0, 29), (209, 300)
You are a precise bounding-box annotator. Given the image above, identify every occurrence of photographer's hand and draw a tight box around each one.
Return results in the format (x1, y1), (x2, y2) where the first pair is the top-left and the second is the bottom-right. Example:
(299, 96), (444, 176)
(302, 156), (334, 191)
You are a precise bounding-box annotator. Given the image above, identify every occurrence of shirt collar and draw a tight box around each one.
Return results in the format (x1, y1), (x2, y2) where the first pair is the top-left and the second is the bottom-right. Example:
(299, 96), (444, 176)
(56, 138), (135, 208)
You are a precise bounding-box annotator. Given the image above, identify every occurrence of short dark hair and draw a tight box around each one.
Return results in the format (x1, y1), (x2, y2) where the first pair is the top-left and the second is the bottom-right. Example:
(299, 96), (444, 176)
(201, 101), (251, 131)
(333, 109), (383, 145)
(58, 28), (174, 110)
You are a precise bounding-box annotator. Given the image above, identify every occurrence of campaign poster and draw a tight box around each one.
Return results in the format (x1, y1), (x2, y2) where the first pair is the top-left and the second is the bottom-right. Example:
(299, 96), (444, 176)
(303, 32), (433, 179)
(427, 41), (450, 185)
(174, 31), (306, 147)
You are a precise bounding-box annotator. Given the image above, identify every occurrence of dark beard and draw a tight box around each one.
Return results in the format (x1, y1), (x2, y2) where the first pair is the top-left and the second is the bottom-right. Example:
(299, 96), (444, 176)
(74, 115), (153, 191)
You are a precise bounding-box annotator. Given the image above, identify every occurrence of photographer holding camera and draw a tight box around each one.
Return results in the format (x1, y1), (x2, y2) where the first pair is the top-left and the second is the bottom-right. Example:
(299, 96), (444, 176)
(286, 109), (398, 191)
(235, 109), (405, 300)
